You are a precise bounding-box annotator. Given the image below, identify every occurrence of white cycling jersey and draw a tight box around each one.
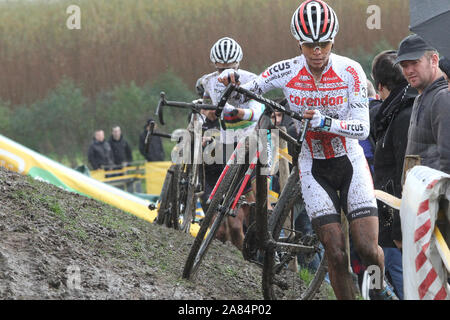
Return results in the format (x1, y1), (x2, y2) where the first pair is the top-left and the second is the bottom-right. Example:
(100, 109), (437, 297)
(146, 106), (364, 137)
(238, 53), (377, 225)
(241, 53), (370, 160)
(202, 69), (264, 144)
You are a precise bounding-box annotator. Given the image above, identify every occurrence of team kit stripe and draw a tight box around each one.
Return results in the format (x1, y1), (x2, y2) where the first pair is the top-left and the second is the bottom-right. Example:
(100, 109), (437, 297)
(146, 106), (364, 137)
(224, 120), (254, 130)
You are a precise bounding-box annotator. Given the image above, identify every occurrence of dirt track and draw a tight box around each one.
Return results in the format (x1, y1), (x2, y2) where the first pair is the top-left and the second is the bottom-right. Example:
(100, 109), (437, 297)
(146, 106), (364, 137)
(0, 166), (332, 300)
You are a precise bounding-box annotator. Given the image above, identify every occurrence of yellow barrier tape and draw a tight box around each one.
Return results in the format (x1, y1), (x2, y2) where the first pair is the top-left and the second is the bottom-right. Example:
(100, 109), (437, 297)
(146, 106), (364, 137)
(434, 226), (450, 273)
(278, 147), (293, 164)
(0, 134), (206, 236)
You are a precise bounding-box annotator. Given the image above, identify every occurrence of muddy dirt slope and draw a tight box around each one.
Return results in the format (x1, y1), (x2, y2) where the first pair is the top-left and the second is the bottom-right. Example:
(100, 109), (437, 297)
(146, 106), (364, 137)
(0, 166), (331, 300)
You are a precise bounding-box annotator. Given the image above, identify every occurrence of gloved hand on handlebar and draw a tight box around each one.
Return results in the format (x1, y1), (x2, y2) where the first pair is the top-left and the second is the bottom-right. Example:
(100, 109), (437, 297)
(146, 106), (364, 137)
(304, 109), (332, 131)
(223, 103), (238, 118)
(218, 69), (240, 86)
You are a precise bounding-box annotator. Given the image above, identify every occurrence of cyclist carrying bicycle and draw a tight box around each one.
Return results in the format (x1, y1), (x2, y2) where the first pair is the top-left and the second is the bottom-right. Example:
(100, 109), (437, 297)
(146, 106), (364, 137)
(192, 76), (223, 213)
(219, 0), (397, 300)
(200, 37), (266, 250)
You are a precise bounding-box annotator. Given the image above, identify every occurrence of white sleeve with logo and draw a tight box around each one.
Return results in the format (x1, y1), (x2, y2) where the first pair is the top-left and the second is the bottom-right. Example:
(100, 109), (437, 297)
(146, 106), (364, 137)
(327, 62), (370, 140)
(240, 59), (292, 97)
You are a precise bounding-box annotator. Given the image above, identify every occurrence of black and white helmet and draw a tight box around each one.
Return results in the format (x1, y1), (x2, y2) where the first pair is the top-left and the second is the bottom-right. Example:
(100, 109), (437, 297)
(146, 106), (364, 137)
(210, 37), (243, 64)
(291, 0), (339, 43)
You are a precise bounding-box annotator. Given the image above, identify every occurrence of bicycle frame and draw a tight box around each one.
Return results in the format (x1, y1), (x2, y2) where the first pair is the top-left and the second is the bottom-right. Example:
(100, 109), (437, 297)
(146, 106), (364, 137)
(154, 93), (221, 230)
(208, 83), (311, 250)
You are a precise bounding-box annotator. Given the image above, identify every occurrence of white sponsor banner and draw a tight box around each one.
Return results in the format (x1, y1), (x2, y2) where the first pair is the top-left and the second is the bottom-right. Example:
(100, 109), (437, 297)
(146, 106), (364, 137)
(400, 166), (450, 300)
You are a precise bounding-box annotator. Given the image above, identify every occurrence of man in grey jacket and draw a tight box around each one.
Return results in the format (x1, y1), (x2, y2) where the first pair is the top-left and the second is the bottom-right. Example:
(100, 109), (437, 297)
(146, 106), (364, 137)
(395, 34), (450, 174)
(439, 57), (450, 91)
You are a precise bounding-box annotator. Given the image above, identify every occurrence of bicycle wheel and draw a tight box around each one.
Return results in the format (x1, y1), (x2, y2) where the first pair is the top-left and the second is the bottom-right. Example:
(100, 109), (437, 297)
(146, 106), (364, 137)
(179, 163), (199, 233)
(171, 163), (191, 230)
(262, 171), (327, 300)
(155, 164), (176, 225)
(182, 163), (246, 279)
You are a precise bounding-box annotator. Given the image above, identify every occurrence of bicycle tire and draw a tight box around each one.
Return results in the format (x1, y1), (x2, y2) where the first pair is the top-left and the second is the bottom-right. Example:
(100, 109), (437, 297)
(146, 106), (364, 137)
(182, 163), (245, 279)
(180, 163), (199, 233)
(155, 164), (176, 225)
(162, 164), (181, 229)
(172, 163), (192, 230)
(262, 170), (327, 300)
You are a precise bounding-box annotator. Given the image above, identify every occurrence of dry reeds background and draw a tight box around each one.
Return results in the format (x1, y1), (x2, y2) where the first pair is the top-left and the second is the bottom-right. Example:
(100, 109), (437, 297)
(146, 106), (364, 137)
(0, 0), (411, 105)
(0, 0), (412, 165)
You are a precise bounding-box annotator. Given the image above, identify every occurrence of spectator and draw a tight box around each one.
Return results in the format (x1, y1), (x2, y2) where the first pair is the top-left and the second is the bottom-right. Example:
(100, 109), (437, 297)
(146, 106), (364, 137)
(139, 118), (165, 162)
(87, 129), (114, 170)
(108, 126), (133, 166)
(358, 80), (381, 175)
(439, 56), (450, 91)
(370, 49), (419, 299)
(395, 34), (450, 174)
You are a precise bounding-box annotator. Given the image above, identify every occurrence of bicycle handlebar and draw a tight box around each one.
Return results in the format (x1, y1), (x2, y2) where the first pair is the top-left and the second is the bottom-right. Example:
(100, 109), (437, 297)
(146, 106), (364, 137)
(156, 92), (217, 125)
(144, 120), (181, 155)
(216, 83), (310, 148)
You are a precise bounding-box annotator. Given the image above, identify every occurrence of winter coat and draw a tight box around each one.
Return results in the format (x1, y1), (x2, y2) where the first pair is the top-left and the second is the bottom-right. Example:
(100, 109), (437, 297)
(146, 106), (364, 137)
(359, 98), (382, 175)
(108, 135), (133, 165)
(372, 82), (418, 247)
(88, 139), (114, 170)
(405, 77), (450, 174)
(139, 130), (165, 162)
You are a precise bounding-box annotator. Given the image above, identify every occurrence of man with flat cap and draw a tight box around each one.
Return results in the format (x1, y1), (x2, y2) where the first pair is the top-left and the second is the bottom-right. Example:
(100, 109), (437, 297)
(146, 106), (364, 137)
(396, 34), (450, 174)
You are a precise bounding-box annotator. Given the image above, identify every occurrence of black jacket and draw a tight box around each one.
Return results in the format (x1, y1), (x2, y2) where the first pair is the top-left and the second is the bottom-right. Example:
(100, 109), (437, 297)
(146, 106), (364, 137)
(108, 135), (133, 165)
(88, 139), (114, 170)
(405, 77), (450, 173)
(139, 130), (165, 162)
(372, 82), (418, 247)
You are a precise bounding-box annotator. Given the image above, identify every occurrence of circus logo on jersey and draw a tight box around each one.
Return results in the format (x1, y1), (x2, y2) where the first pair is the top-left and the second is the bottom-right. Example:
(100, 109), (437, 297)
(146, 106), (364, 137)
(285, 67), (316, 91)
(345, 66), (361, 93)
(339, 121), (363, 132)
(262, 62), (291, 78)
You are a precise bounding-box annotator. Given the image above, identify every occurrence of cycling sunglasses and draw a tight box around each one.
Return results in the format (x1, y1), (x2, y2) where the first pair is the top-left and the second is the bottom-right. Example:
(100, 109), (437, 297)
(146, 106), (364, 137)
(301, 41), (333, 50)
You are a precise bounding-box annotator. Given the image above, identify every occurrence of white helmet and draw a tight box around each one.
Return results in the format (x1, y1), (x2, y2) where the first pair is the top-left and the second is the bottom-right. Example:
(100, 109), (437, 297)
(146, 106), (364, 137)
(210, 37), (243, 64)
(291, 0), (339, 43)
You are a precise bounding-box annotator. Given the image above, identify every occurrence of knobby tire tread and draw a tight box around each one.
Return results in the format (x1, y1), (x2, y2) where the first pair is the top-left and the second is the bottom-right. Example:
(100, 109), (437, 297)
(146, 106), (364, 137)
(182, 163), (243, 279)
(262, 170), (327, 300)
